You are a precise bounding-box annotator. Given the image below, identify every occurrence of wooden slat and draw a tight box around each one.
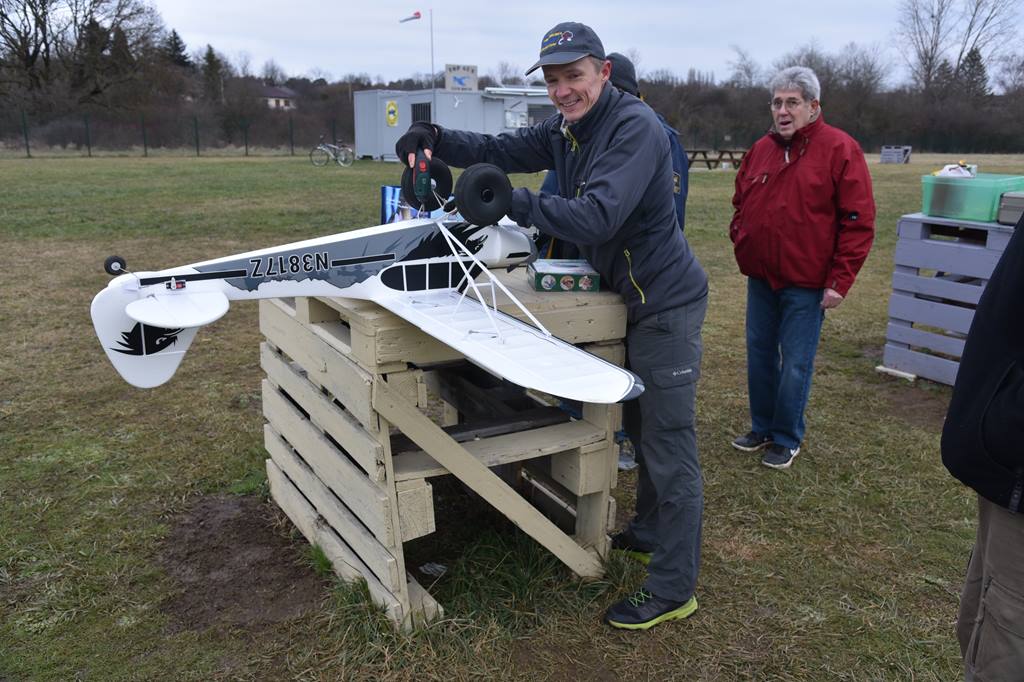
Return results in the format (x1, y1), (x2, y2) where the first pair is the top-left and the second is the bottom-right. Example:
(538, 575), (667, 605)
(551, 448), (611, 495)
(266, 459), (404, 624)
(887, 292), (975, 335)
(405, 573), (444, 628)
(373, 379), (603, 578)
(261, 343), (384, 480)
(890, 272), (984, 305)
(264, 426), (401, 590)
(262, 380), (394, 545)
(260, 299), (377, 432)
(391, 420), (607, 481)
(395, 479), (435, 541)
(885, 322), (966, 358)
(893, 238), (1002, 280)
(882, 344), (959, 386)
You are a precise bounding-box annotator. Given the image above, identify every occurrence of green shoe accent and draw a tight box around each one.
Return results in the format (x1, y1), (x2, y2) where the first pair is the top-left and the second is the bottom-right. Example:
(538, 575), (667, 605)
(616, 548), (652, 565)
(606, 596), (698, 631)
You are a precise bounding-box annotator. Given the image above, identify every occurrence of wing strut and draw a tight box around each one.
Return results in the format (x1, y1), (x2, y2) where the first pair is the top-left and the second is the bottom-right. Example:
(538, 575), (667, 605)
(436, 222), (552, 342)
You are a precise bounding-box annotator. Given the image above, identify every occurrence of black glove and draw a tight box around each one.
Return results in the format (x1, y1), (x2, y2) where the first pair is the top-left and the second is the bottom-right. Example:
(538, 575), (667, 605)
(507, 187), (532, 228)
(395, 122), (439, 167)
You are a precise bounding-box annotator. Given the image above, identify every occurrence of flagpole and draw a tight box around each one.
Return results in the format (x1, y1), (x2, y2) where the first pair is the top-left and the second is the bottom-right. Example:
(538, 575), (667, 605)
(399, 9), (437, 124)
(429, 8), (436, 124)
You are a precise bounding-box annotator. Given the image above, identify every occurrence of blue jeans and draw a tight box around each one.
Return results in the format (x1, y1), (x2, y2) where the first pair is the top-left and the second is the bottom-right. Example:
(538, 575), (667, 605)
(745, 278), (824, 450)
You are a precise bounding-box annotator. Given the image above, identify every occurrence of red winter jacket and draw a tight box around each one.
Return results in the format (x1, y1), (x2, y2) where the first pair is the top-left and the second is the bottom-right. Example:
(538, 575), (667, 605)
(729, 115), (875, 297)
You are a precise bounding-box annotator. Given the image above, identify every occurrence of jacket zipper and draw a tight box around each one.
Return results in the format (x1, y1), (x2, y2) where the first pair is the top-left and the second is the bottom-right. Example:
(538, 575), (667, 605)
(548, 183), (586, 258)
(623, 249), (646, 304)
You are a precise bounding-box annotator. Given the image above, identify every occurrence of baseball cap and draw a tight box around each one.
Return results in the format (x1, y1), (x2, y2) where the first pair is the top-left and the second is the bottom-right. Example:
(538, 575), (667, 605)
(607, 53), (639, 96)
(525, 22), (605, 75)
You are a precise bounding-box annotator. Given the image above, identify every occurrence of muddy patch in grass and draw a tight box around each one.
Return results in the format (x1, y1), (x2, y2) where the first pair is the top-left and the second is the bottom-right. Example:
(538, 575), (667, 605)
(158, 494), (327, 633)
(881, 379), (951, 433)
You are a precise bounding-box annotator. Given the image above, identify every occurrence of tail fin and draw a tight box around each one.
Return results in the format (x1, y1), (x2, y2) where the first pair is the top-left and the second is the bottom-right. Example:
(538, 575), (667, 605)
(90, 278), (200, 388)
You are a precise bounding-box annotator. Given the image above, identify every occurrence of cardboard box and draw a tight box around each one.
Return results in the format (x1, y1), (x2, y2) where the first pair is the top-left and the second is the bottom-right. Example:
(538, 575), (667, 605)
(527, 259), (600, 292)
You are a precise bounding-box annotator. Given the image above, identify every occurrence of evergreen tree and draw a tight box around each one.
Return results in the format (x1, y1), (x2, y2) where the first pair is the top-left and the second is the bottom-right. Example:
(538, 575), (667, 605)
(933, 59), (957, 100)
(959, 48), (990, 99)
(201, 45), (225, 102)
(162, 30), (193, 69)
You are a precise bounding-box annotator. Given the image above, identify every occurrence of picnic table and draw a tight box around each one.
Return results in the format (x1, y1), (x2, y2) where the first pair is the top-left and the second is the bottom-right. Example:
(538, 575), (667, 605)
(687, 149), (747, 170)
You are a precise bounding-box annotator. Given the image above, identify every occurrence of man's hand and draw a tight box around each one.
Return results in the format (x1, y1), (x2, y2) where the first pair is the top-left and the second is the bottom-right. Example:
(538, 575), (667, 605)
(821, 288), (844, 309)
(395, 122), (438, 168)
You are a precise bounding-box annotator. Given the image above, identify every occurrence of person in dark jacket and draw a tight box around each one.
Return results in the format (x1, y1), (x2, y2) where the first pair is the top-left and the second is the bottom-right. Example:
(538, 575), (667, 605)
(538, 51), (688, 261)
(396, 21), (708, 630)
(942, 215), (1024, 681)
(728, 66), (875, 469)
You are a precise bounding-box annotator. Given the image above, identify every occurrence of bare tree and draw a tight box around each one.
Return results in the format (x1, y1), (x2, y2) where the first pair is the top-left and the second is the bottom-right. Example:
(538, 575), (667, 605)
(995, 51), (1024, 93)
(836, 42), (891, 95)
(726, 45), (763, 88)
(951, 0), (1020, 70)
(896, 0), (1019, 90)
(260, 58), (285, 86)
(0, 0), (160, 106)
(490, 60), (523, 86)
(623, 47), (642, 77)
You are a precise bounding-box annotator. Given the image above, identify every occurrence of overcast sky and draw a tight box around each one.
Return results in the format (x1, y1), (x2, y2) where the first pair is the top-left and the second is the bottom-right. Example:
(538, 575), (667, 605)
(154, 0), (910, 85)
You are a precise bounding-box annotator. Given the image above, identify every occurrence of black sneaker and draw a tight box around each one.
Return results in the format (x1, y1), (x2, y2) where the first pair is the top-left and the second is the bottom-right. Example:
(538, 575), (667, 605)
(610, 532), (652, 565)
(731, 431), (773, 452)
(604, 589), (698, 630)
(761, 443), (800, 469)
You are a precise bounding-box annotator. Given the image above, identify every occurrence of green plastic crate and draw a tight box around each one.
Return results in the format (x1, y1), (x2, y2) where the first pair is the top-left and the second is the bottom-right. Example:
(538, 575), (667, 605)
(922, 173), (1024, 222)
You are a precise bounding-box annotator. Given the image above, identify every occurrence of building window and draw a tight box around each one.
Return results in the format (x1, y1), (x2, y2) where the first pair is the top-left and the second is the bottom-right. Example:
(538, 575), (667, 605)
(528, 104), (557, 125)
(411, 102), (431, 123)
(275, 99), (281, 107)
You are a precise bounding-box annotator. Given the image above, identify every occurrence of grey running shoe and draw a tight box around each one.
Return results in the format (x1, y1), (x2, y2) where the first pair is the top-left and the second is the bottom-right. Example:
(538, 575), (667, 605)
(761, 444), (800, 469)
(731, 431), (773, 452)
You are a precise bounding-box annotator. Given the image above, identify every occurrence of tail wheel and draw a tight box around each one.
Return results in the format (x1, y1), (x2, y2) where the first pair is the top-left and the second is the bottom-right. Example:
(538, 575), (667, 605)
(454, 163), (513, 226)
(104, 255), (127, 276)
(309, 148), (330, 167)
(337, 147), (355, 167)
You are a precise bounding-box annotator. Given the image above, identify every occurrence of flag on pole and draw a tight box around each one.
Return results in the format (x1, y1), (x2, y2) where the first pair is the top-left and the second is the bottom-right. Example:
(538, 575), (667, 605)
(399, 11), (421, 22)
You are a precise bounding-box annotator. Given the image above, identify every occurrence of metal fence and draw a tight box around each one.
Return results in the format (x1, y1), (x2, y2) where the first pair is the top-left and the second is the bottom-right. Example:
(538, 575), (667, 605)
(0, 109), (355, 158)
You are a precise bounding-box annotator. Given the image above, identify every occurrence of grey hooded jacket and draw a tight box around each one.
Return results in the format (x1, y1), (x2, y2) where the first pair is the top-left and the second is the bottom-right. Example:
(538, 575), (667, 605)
(434, 83), (707, 323)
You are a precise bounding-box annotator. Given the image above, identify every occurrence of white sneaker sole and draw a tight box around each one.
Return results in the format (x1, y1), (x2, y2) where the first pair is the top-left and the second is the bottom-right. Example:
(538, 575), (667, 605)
(761, 447), (800, 469)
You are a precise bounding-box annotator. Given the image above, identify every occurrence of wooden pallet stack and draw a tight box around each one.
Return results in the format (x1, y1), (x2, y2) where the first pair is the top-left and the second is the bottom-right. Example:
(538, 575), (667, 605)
(259, 271), (627, 629)
(880, 212), (1014, 385)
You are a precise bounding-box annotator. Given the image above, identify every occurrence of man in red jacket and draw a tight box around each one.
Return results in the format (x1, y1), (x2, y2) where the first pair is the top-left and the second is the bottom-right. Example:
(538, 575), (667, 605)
(728, 66), (875, 469)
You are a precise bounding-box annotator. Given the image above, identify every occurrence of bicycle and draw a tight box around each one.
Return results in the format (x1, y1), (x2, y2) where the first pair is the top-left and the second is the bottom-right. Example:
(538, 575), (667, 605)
(310, 135), (355, 167)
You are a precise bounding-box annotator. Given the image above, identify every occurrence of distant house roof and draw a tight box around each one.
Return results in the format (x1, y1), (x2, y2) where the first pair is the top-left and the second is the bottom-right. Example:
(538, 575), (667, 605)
(260, 86), (298, 99)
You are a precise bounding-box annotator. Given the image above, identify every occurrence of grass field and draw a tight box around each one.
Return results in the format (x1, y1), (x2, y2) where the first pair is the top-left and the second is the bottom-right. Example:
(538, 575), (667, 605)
(2, 153), (1023, 681)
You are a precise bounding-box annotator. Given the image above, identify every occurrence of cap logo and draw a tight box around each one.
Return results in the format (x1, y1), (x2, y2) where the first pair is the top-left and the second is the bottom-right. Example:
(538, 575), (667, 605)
(541, 30), (574, 53)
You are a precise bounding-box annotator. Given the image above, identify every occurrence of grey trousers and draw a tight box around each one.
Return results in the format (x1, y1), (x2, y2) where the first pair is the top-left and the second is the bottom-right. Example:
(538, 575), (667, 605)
(958, 494), (1024, 682)
(622, 295), (707, 602)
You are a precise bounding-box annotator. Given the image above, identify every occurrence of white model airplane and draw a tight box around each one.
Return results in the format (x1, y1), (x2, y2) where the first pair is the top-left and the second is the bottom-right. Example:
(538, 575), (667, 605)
(90, 216), (644, 404)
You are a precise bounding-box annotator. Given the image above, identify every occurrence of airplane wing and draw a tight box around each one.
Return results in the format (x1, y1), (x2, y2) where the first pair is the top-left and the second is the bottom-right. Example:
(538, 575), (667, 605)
(373, 289), (643, 404)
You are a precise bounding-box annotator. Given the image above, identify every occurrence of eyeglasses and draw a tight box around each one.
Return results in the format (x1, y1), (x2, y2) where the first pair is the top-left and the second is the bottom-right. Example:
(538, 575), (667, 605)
(770, 97), (807, 111)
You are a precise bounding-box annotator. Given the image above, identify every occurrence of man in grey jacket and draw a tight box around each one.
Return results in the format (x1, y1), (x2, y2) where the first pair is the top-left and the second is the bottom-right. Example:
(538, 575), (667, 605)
(396, 21), (708, 630)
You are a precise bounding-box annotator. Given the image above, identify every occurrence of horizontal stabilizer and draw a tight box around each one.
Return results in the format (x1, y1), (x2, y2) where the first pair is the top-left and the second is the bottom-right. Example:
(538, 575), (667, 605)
(126, 291), (229, 329)
(91, 279), (201, 388)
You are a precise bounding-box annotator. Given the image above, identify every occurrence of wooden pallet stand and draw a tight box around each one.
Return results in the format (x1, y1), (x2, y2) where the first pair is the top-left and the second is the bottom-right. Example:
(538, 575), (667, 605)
(879, 213), (1013, 385)
(260, 271), (626, 629)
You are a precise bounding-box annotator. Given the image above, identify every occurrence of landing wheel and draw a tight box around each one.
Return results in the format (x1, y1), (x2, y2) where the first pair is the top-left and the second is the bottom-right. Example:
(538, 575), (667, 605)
(400, 156), (453, 212)
(104, 255), (126, 276)
(454, 163), (512, 226)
